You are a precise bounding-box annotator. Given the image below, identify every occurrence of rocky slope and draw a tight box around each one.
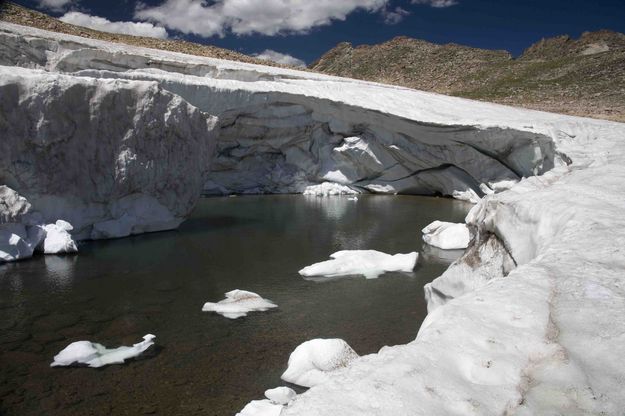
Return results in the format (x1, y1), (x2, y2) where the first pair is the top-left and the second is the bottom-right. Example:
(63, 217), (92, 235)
(311, 32), (625, 122)
(0, 2), (291, 69)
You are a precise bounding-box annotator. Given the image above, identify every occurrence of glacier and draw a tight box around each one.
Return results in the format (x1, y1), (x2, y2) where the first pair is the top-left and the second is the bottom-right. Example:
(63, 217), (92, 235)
(1, 20), (625, 415)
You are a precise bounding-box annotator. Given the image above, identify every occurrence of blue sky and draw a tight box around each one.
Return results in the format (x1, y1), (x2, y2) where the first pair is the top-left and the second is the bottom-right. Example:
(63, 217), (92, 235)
(13, 0), (625, 66)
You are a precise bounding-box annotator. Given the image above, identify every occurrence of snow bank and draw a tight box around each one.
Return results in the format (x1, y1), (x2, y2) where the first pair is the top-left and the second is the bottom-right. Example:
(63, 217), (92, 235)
(299, 250), (418, 279)
(202, 290), (278, 319)
(281, 339), (359, 387)
(51, 334), (156, 368)
(236, 387), (296, 416)
(421, 221), (471, 250)
(236, 400), (284, 416)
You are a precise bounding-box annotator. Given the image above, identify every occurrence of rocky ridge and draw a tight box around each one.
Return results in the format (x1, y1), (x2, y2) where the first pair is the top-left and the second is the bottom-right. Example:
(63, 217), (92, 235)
(310, 32), (625, 122)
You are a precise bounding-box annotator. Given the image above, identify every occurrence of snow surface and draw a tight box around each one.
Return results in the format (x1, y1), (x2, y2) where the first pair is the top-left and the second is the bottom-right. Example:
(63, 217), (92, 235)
(2, 21), (625, 415)
(51, 334), (155, 368)
(265, 387), (297, 405)
(281, 339), (359, 387)
(236, 399), (284, 416)
(299, 250), (418, 279)
(421, 220), (471, 250)
(202, 290), (278, 319)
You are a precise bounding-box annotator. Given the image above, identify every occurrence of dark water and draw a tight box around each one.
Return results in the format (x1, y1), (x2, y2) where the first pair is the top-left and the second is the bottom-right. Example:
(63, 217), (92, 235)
(0, 195), (469, 416)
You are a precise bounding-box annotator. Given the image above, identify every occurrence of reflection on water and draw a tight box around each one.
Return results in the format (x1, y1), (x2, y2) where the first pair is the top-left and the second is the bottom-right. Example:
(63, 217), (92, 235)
(0, 195), (470, 416)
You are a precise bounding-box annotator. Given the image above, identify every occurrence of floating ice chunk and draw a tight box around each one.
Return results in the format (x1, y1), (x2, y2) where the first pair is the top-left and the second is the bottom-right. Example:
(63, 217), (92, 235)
(299, 250), (417, 279)
(236, 399), (283, 416)
(42, 220), (78, 254)
(281, 339), (359, 387)
(452, 188), (481, 204)
(303, 182), (359, 196)
(202, 290), (278, 319)
(0, 224), (34, 262)
(347, 196), (358, 201)
(51, 334), (156, 368)
(265, 387), (297, 405)
(422, 221), (471, 250)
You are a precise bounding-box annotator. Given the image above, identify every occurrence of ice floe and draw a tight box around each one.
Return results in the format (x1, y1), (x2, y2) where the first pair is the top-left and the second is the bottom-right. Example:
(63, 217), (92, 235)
(202, 290), (278, 319)
(51, 334), (155, 368)
(281, 339), (359, 387)
(422, 221), (470, 250)
(299, 250), (417, 280)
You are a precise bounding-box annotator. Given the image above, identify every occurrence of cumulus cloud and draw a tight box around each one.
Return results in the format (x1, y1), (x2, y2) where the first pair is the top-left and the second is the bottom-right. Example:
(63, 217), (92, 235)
(254, 50), (306, 67)
(382, 6), (410, 24)
(135, 0), (389, 37)
(59, 12), (169, 39)
(411, 0), (459, 7)
(36, 0), (74, 12)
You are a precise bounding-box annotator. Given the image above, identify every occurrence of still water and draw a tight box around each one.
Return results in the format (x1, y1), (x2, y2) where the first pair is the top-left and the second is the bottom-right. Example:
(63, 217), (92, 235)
(0, 195), (470, 416)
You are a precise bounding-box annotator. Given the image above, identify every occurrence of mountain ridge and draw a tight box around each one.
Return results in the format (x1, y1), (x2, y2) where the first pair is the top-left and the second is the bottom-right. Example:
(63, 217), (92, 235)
(310, 31), (625, 122)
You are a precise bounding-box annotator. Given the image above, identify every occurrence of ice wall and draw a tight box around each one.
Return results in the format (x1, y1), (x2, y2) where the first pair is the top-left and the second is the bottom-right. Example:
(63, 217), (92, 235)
(0, 23), (555, 201)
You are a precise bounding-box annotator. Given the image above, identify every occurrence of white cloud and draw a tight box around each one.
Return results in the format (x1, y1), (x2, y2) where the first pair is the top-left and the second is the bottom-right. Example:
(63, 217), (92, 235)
(411, 0), (459, 7)
(382, 6), (410, 24)
(36, 0), (74, 12)
(254, 49), (306, 67)
(59, 12), (169, 39)
(135, 0), (389, 38)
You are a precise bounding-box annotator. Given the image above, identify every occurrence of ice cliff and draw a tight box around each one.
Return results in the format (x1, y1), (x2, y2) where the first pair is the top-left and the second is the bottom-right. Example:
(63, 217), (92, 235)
(2, 21), (625, 415)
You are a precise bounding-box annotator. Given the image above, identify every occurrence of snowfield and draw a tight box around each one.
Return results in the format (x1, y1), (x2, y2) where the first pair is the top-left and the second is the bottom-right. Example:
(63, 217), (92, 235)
(1, 21), (625, 415)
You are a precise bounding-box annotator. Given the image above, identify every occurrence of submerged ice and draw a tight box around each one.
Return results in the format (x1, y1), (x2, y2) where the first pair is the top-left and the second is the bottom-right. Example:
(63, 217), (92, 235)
(299, 250), (418, 279)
